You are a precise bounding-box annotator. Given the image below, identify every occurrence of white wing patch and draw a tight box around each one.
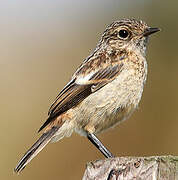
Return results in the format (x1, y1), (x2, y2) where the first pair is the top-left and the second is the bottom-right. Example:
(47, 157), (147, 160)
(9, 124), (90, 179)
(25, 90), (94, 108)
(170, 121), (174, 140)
(75, 71), (95, 85)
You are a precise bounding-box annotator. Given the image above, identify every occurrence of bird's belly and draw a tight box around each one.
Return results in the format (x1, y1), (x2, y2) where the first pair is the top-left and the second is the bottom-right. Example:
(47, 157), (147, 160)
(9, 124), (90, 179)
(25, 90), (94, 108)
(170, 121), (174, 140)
(73, 69), (145, 135)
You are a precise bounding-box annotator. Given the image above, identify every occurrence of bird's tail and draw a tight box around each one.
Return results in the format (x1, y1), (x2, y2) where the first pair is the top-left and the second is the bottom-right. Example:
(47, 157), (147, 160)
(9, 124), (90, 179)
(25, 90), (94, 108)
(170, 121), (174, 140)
(14, 126), (59, 173)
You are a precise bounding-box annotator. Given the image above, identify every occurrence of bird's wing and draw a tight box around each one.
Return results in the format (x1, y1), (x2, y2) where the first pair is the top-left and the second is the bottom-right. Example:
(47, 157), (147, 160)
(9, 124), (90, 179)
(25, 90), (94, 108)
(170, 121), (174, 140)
(38, 58), (123, 132)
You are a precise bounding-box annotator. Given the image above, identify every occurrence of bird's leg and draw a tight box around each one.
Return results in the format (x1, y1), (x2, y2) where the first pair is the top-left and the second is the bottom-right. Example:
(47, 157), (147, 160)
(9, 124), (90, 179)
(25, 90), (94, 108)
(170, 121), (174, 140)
(87, 132), (114, 158)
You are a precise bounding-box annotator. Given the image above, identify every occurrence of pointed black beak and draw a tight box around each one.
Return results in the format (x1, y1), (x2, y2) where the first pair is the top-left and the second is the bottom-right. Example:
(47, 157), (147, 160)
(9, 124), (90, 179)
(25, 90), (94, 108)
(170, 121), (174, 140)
(143, 27), (160, 36)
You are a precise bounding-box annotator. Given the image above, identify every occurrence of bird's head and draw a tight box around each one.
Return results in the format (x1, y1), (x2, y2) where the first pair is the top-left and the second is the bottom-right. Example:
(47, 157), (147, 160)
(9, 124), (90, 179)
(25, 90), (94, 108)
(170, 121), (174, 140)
(101, 19), (160, 56)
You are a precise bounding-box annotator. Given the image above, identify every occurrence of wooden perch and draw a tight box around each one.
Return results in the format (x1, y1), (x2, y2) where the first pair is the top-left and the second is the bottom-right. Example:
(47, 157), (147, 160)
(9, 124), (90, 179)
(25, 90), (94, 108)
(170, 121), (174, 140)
(82, 156), (178, 180)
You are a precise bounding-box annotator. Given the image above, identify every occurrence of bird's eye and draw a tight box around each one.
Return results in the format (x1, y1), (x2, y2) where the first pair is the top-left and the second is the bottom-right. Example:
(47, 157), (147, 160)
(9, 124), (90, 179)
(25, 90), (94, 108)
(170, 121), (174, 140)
(118, 29), (129, 39)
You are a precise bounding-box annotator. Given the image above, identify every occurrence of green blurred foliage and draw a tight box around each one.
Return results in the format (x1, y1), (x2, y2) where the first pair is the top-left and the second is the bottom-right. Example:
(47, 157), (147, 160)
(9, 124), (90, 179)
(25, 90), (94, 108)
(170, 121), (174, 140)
(1, 0), (178, 179)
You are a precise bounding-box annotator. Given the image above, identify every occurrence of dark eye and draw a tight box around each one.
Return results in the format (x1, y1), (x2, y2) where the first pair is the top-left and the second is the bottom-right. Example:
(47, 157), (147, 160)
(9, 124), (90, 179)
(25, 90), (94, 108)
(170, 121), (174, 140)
(118, 29), (129, 39)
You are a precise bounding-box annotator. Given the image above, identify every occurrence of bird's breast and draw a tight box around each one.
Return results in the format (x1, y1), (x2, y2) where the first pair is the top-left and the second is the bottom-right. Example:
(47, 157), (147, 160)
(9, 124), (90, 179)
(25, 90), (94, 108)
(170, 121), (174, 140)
(73, 58), (147, 135)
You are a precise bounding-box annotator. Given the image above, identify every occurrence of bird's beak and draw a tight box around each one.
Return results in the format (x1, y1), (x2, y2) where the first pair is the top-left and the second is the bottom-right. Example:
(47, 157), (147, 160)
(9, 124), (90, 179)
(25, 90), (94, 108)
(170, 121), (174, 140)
(143, 27), (160, 36)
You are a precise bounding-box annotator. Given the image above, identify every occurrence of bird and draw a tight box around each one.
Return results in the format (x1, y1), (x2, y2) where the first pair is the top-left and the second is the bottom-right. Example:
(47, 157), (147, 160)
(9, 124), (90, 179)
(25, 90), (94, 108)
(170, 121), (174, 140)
(14, 18), (160, 173)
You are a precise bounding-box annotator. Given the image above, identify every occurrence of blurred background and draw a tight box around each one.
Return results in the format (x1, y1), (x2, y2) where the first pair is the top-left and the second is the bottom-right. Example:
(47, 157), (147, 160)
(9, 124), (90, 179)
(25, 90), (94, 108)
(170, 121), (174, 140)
(1, 0), (178, 179)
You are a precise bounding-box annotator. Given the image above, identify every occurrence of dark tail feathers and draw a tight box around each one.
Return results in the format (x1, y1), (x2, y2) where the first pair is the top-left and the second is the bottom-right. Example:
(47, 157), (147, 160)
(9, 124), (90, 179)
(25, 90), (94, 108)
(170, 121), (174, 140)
(14, 126), (59, 173)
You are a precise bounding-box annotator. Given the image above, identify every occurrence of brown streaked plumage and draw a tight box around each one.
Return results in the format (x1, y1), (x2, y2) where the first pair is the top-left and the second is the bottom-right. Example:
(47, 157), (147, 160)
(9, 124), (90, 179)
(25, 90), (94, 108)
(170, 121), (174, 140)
(14, 18), (160, 173)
